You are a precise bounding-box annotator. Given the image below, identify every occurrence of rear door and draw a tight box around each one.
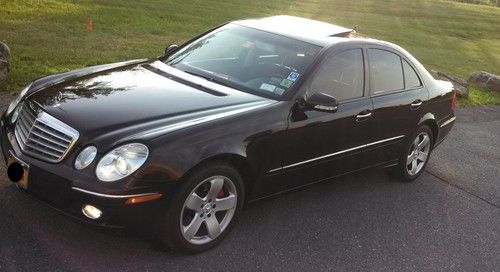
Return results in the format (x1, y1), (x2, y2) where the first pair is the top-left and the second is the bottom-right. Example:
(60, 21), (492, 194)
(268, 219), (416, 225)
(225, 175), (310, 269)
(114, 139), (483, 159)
(367, 47), (428, 163)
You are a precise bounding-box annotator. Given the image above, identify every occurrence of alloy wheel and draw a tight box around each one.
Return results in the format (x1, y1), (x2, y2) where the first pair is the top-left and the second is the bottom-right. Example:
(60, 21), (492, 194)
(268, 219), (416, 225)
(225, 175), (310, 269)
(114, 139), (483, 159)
(180, 176), (237, 245)
(406, 132), (431, 176)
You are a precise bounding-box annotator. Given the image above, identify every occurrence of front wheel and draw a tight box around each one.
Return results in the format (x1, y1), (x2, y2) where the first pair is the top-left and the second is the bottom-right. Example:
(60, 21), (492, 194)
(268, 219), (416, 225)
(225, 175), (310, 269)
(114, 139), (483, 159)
(160, 163), (244, 253)
(397, 126), (434, 182)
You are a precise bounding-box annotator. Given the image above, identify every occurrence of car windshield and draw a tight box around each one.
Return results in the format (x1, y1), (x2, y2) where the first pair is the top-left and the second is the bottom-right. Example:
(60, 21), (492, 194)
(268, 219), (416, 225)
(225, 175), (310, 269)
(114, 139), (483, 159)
(165, 24), (322, 99)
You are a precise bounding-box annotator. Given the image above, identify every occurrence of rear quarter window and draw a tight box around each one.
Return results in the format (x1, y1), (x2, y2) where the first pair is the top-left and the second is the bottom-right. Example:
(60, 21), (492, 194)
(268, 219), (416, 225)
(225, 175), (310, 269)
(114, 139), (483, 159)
(402, 59), (422, 89)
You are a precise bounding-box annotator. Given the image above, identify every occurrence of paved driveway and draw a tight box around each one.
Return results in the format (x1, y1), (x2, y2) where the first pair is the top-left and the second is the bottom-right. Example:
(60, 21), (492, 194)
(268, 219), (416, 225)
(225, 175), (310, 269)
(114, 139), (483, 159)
(0, 92), (498, 271)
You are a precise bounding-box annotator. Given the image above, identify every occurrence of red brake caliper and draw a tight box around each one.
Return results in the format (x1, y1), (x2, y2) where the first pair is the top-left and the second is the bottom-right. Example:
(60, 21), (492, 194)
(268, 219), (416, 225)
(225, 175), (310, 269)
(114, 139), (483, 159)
(217, 189), (225, 198)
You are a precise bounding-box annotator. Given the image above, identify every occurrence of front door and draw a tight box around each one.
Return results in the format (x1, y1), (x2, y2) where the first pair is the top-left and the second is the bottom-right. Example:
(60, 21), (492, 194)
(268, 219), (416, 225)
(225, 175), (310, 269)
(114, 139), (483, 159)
(270, 48), (375, 190)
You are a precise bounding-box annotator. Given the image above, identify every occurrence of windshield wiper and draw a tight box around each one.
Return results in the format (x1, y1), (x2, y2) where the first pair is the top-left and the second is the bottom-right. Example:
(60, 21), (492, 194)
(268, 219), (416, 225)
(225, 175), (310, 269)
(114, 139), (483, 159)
(142, 64), (227, 97)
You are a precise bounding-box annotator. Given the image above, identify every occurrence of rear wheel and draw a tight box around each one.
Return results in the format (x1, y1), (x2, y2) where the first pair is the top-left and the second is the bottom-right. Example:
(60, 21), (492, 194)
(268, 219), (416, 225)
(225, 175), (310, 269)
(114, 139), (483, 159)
(160, 163), (244, 253)
(397, 126), (433, 182)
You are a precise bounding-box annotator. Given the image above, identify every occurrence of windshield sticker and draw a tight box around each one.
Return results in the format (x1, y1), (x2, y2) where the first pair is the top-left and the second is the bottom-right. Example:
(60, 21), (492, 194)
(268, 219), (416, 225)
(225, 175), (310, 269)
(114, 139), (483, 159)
(259, 83), (276, 92)
(287, 72), (300, 81)
(274, 87), (285, 95)
(280, 79), (294, 88)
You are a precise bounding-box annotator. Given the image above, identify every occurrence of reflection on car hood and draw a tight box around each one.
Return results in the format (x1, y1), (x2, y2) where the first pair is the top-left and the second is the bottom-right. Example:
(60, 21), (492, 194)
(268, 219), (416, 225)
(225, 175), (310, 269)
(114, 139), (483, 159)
(27, 60), (272, 143)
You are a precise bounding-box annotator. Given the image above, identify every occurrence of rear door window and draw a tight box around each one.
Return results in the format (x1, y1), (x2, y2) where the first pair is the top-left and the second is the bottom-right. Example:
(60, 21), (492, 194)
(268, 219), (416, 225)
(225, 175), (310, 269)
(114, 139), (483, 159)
(369, 49), (404, 94)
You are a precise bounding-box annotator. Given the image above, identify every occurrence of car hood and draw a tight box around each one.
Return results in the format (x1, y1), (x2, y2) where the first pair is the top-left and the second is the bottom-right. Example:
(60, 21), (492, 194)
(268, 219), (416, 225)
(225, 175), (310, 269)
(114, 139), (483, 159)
(27, 60), (273, 144)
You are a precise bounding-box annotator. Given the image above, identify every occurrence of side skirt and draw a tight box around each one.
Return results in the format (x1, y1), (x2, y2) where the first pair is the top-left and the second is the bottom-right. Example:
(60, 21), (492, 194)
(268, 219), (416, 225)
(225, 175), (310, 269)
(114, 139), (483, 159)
(247, 159), (399, 204)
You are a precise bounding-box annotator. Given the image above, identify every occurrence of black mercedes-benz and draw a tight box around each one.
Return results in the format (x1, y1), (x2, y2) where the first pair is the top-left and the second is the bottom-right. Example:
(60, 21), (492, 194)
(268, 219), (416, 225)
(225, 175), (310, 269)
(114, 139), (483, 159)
(1, 15), (456, 253)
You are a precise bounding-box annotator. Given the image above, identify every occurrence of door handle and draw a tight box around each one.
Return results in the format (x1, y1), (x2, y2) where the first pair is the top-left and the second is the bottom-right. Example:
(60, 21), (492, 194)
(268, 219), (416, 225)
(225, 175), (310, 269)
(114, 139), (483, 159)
(356, 110), (372, 121)
(411, 100), (423, 109)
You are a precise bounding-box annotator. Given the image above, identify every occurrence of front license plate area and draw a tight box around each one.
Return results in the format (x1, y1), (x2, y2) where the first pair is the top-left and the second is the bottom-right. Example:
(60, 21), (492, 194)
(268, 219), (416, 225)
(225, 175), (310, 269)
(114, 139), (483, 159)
(7, 151), (30, 190)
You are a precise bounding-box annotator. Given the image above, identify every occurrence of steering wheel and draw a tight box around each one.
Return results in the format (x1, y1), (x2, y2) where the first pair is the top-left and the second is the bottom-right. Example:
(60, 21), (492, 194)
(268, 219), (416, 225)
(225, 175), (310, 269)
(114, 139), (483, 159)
(269, 73), (285, 81)
(271, 63), (296, 77)
(243, 63), (298, 90)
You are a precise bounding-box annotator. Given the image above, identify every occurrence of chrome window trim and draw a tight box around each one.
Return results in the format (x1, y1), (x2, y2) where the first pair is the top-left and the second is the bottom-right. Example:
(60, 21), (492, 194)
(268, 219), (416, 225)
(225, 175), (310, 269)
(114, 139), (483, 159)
(71, 187), (160, 199)
(440, 116), (456, 127)
(268, 135), (405, 173)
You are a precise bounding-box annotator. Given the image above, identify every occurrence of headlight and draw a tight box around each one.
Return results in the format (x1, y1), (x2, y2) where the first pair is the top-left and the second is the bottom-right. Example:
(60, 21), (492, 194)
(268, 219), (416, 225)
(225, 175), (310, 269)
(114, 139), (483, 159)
(74, 146), (97, 170)
(95, 143), (149, 182)
(10, 103), (23, 124)
(6, 83), (32, 116)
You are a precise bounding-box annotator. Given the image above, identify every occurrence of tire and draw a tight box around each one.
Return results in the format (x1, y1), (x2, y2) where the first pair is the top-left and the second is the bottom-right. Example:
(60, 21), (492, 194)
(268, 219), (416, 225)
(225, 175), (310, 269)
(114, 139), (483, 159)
(397, 125), (434, 182)
(159, 162), (245, 253)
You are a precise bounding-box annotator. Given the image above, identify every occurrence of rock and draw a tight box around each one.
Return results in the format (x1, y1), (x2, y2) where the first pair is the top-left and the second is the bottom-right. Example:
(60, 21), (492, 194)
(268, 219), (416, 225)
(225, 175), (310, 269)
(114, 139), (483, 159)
(467, 71), (500, 92)
(0, 41), (10, 82)
(429, 70), (439, 79)
(430, 70), (469, 97)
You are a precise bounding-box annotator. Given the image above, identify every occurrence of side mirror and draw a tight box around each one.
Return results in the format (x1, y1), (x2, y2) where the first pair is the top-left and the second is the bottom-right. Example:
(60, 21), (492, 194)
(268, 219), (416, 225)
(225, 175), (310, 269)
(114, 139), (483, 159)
(164, 44), (179, 56)
(306, 92), (339, 113)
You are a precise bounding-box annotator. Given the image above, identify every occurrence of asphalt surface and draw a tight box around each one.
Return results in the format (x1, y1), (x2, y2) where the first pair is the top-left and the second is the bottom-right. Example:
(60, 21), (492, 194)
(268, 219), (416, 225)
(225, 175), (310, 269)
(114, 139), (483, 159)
(0, 92), (499, 271)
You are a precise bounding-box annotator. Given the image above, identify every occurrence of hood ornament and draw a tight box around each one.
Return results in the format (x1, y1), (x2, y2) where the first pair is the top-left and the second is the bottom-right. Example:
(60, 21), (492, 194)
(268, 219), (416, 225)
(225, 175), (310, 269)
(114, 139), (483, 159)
(52, 91), (63, 108)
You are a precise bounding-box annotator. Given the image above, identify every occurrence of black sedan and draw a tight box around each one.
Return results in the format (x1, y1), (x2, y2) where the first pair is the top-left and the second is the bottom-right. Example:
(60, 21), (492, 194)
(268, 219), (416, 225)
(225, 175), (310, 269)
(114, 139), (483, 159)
(1, 15), (456, 253)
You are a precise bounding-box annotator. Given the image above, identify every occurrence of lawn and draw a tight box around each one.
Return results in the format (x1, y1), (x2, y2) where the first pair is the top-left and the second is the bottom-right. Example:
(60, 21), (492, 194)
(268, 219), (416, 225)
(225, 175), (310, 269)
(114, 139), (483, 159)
(0, 0), (499, 105)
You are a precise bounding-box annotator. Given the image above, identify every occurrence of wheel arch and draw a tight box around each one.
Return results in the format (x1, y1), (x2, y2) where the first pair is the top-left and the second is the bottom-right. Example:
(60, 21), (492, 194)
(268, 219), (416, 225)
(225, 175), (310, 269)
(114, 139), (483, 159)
(418, 113), (438, 146)
(180, 153), (256, 201)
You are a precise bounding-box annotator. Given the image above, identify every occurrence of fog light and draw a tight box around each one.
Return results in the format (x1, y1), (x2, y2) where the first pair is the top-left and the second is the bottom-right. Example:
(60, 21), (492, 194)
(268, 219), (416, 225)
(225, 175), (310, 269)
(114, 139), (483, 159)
(82, 204), (102, 220)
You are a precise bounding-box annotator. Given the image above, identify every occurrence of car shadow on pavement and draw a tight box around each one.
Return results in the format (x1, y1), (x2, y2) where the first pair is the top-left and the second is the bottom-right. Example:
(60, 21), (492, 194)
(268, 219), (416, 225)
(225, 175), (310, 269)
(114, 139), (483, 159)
(1, 167), (395, 250)
(2, 160), (499, 271)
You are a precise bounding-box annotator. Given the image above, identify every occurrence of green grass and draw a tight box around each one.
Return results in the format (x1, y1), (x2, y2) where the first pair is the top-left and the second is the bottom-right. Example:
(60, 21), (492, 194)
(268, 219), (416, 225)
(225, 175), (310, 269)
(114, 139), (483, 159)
(459, 84), (500, 106)
(449, 0), (499, 6)
(1, 0), (499, 106)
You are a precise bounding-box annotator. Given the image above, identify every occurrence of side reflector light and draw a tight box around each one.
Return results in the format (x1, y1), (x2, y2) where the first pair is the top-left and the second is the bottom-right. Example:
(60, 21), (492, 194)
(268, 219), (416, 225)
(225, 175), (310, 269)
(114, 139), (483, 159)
(126, 193), (162, 205)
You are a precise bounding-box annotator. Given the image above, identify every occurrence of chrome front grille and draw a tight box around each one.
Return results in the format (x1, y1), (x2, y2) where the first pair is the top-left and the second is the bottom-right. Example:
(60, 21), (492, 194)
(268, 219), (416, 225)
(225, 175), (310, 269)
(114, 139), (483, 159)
(14, 102), (79, 163)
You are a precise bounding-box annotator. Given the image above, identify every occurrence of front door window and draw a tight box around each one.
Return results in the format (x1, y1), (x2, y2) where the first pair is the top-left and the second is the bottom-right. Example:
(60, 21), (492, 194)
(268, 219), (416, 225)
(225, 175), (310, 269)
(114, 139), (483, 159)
(308, 48), (364, 101)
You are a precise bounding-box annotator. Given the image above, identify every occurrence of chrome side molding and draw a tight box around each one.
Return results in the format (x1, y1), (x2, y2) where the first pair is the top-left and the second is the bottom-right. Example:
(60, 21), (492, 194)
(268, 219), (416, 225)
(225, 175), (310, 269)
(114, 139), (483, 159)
(71, 187), (160, 199)
(268, 135), (405, 173)
(440, 116), (456, 127)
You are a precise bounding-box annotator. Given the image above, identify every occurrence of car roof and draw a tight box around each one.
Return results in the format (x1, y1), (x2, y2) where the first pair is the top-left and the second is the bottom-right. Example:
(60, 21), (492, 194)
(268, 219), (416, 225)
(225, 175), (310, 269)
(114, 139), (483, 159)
(232, 15), (356, 46)
(233, 16), (436, 88)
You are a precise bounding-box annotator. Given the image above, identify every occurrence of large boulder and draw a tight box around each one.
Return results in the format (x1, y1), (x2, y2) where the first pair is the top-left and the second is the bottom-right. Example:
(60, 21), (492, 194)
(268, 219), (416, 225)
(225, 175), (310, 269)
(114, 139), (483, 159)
(0, 42), (10, 82)
(430, 70), (469, 97)
(467, 71), (500, 92)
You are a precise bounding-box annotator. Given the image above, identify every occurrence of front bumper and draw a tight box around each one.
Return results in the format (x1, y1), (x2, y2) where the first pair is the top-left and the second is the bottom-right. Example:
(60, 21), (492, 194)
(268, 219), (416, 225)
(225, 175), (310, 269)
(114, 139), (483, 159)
(1, 116), (166, 228)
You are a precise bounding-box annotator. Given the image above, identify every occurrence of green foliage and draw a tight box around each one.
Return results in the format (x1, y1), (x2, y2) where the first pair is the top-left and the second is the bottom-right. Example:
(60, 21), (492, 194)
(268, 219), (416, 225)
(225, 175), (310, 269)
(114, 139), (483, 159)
(0, 0), (499, 106)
